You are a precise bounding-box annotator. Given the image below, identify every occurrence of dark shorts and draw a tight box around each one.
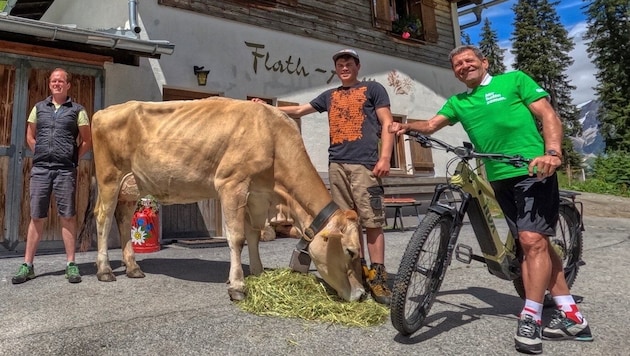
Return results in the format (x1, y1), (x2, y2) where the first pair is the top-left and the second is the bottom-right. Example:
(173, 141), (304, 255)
(30, 166), (77, 219)
(490, 173), (559, 238)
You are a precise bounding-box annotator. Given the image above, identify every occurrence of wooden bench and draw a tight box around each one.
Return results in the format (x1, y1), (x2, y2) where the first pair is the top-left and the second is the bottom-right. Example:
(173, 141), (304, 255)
(382, 176), (445, 231)
(383, 197), (422, 231)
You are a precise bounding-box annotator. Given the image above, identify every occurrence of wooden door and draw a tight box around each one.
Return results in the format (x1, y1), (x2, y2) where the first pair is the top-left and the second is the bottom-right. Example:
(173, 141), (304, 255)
(0, 62), (17, 249)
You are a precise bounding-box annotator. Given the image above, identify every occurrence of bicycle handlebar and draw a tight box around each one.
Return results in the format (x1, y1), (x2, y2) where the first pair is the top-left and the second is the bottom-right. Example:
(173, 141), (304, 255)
(406, 130), (531, 168)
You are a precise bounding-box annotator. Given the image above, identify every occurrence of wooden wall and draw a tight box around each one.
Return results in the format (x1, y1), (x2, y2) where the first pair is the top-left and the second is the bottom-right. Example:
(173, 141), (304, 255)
(158, 0), (458, 69)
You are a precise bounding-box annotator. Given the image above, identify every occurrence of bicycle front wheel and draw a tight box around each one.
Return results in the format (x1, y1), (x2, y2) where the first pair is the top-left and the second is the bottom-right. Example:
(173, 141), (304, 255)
(390, 211), (453, 336)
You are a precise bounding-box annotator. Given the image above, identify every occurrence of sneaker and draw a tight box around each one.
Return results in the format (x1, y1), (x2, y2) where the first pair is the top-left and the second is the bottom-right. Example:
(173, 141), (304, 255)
(12, 263), (35, 284)
(365, 263), (392, 306)
(65, 262), (82, 283)
(515, 314), (543, 354)
(542, 309), (594, 341)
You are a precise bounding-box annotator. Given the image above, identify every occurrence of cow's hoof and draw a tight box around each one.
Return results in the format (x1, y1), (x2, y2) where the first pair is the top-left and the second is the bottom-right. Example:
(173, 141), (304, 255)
(126, 268), (145, 279)
(228, 288), (246, 301)
(97, 272), (116, 282)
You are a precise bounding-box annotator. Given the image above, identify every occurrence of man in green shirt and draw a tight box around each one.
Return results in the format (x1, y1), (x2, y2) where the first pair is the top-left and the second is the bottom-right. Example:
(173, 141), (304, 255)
(391, 45), (593, 354)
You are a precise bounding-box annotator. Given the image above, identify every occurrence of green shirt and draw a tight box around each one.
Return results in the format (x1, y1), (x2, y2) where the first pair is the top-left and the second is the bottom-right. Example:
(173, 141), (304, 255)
(437, 71), (549, 181)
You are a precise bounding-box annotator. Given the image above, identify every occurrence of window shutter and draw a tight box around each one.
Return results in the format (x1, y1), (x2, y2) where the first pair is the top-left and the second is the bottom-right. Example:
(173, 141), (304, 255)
(408, 119), (435, 173)
(412, 0), (438, 43)
(372, 0), (392, 31)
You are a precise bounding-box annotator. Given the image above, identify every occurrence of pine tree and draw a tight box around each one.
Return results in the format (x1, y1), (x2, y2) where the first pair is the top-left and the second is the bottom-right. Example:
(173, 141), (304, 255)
(510, 0), (582, 168)
(584, 0), (630, 152)
(478, 18), (506, 75)
(461, 32), (473, 45)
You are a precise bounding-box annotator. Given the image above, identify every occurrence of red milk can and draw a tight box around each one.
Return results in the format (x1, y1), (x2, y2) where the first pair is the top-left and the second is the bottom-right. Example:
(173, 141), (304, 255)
(131, 197), (161, 253)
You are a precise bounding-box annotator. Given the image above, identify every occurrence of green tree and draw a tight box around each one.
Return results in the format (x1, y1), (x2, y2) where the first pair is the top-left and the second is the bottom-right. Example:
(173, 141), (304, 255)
(583, 0), (630, 152)
(461, 32), (473, 45)
(478, 18), (506, 75)
(510, 0), (582, 168)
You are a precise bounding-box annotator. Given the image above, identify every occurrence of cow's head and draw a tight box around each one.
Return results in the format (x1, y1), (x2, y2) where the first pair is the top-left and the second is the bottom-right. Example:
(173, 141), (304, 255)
(308, 210), (365, 301)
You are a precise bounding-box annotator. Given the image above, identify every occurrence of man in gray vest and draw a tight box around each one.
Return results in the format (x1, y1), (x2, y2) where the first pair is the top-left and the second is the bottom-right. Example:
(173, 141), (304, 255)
(12, 68), (92, 284)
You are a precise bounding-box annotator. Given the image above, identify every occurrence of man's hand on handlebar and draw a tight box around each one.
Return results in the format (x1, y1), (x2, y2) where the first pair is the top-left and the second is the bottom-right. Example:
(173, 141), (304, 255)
(528, 155), (562, 180)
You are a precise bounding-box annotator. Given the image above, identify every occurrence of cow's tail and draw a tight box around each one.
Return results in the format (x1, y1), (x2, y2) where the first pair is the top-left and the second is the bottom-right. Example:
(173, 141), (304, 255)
(78, 175), (98, 252)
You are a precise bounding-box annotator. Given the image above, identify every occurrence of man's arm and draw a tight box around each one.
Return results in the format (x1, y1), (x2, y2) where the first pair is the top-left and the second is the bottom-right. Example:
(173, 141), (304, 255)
(26, 122), (36, 152)
(374, 106), (394, 177)
(528, 98), (563, 155)
(389, 114), (451, 136)
(77, 124), (92, 159)
(527, 97), (563, 178)
(251, 98), (317, 119)
(276, 103), (317, 119)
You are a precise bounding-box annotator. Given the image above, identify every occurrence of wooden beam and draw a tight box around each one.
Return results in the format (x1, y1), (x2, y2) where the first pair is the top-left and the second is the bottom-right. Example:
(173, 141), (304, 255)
(0, 40), (113, 66)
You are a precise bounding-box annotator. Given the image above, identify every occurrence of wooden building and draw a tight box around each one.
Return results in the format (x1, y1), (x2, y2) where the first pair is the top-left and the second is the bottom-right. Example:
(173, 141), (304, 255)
(1, 0), (493, 252)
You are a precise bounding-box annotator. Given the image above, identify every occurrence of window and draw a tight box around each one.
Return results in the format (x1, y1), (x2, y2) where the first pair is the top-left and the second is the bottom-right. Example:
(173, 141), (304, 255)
(246, 95), (275, 106)
(388, 115), (407, 174)
(277, 100), (301, 132)
(163, 86), (223, 101)
(372, 0), (439, 43)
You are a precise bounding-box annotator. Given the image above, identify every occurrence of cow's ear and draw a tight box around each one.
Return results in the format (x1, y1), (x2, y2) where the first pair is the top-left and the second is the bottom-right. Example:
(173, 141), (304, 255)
(343, 210), (358, 222)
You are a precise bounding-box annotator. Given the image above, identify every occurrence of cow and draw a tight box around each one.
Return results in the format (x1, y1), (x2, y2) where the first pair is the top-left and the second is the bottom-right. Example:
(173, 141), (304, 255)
(90, 97), (366, 302)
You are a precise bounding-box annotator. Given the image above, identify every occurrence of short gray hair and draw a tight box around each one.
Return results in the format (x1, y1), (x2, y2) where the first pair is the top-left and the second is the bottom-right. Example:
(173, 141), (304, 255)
(448, 45), (486, 63)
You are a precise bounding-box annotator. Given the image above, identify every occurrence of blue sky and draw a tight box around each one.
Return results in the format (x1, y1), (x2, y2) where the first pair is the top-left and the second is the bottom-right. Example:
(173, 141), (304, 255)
(460, 0), (595, 105)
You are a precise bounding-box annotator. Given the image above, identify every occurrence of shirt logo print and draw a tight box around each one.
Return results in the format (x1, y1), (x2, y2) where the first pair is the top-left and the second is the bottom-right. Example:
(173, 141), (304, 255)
(485, 91), (506, 105)
(329, 87), (367, 144)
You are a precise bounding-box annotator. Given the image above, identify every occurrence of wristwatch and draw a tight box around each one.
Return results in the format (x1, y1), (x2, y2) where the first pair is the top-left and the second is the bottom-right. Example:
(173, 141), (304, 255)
(545, 149), (562, 159)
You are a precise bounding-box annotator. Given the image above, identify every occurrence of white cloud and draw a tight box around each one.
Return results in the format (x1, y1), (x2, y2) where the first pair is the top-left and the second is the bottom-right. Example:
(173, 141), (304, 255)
(566, 22), (597, 105)
(499, 22), (596, 106)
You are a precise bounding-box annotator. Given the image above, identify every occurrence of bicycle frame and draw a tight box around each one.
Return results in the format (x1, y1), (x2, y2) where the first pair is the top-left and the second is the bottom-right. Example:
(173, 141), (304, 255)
(427, 158), (521, 280)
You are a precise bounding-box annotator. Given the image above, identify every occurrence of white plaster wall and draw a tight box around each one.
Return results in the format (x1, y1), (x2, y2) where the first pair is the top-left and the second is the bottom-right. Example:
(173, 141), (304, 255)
(43, 0), (470, 176)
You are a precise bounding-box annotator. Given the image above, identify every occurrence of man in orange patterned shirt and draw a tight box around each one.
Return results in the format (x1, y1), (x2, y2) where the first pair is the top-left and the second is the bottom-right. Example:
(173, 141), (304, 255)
(256, 49), (395, 305)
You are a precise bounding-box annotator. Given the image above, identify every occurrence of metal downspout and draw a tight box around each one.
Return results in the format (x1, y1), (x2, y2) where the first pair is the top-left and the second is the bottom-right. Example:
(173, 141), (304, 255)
(129, 0), (141, 34)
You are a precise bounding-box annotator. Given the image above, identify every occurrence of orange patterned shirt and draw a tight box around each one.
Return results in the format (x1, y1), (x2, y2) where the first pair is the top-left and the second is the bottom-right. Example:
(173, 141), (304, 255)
(310, 81), (390, 167)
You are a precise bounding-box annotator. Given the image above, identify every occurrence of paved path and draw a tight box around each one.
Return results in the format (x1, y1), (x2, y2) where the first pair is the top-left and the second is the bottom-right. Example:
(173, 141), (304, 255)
(1, 215), (628, 355)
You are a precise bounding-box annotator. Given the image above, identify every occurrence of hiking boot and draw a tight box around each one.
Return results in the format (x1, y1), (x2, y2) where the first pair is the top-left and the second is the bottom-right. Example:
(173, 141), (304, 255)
(365, 263), (391, 306)
(65, 262), (82, 283)
(12, 263), (35, 284)
(361, 259), (370, 288)
(515, 314), (542, 354)
(542, 309), (594, 341)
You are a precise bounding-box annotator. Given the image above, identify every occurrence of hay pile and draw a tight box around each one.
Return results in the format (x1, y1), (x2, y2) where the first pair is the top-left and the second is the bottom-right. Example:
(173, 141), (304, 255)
(236, 268), (389, 327)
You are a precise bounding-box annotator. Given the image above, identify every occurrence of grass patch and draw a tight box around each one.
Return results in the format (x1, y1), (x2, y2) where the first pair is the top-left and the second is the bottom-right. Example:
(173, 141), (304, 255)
(236, 268), (389, 327)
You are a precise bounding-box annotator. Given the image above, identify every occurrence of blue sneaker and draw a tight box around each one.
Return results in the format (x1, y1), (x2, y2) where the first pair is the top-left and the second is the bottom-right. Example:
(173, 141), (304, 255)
(543, 309), (594, 341)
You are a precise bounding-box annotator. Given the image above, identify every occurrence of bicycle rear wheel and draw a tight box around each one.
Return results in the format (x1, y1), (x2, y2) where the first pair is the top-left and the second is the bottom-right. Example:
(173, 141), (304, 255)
(513, 203), (583, 299)
(390, 211), (453, 336)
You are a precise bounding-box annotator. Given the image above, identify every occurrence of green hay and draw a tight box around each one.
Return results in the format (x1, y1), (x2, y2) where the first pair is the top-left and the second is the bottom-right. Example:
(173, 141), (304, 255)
(236, 268), (389, 327)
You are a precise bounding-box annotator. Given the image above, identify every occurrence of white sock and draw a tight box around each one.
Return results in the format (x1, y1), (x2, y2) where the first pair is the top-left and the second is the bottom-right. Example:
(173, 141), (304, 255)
(521, 299), (543, 324)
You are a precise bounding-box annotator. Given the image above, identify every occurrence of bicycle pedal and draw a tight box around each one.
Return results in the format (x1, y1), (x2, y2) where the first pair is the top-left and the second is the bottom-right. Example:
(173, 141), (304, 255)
(455, 243), (473, 264)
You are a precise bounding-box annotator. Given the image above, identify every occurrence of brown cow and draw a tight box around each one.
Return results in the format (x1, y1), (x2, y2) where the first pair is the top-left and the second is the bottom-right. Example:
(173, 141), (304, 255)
(90, 97), (366, 301)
